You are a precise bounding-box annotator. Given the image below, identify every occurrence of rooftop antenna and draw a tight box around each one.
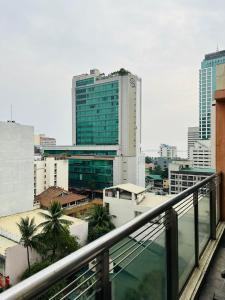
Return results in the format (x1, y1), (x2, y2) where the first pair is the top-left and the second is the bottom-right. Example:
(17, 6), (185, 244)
(216, 43), (219, 52)
(10, 104), (12, 121)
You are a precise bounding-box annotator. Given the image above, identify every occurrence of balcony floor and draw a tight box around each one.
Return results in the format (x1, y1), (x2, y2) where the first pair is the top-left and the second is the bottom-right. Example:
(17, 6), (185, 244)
(197, 230), (225, 300)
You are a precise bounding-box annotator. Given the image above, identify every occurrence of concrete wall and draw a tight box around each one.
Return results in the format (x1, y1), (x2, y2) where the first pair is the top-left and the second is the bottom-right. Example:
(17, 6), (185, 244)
(69, 220), (88, 246)
(5, 244), (40, 285)
(104, 196), (135, 227)
(0, 122), (34, 217)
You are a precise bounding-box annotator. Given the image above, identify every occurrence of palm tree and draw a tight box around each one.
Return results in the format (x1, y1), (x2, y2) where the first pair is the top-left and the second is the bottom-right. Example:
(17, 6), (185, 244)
(17, 217), (37, 274)
(38, 201), (72, 261)
(88, 205), (115, 242)
(89, 205), (114, 228)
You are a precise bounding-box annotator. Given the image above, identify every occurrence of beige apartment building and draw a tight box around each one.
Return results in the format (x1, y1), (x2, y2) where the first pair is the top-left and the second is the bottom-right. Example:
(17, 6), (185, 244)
(34, 157), (68, 197)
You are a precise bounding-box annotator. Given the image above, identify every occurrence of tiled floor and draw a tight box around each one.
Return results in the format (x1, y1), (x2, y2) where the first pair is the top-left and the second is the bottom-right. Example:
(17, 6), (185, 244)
(197, 232), (225, 300)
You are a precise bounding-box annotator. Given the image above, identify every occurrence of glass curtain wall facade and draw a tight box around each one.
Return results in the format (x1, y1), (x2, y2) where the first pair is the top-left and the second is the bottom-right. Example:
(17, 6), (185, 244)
(76, 79), (119, 145)
(199, 50), (225, 139)
(43, 149), (114, 190)
(69, 159), (113, 190)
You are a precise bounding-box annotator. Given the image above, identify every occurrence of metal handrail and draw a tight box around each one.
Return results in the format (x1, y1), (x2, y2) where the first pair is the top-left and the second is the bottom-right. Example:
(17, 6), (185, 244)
(1, 173), (219, 300)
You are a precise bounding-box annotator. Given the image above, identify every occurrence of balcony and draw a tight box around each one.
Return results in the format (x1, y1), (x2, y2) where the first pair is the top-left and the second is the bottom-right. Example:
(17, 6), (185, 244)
(1, 173), (224, 300)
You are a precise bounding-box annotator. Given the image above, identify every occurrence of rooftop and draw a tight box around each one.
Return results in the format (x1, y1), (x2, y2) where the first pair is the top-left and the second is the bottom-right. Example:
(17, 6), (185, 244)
(36, 187), (87, 207)
(0, 236), (17, 257)
(146, 174), (163, 181)
(0, 209), (84, 240)
(205, 50), (225, 60)
(138, 193), (173, 208)
(105, 183), (146, 194)
(181, 167), (215, 173)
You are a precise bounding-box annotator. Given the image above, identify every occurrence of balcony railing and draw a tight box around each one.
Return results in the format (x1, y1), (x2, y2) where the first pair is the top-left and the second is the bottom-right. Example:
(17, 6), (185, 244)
(1, 173), (221, 300)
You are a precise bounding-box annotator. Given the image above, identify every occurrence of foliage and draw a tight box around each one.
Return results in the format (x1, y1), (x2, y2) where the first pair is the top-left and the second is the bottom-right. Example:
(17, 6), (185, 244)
(88, 225), (113, 242)
(88, 205), (115, 242)
(38, 201), (73, 261)
(17, 217), (38, 273)
(110, 68), (130, 76)
(21, 259), (52, 280)
(21, 260), (66, 300)
(145, 156), (153, 164)
(149, 165), (168, 179)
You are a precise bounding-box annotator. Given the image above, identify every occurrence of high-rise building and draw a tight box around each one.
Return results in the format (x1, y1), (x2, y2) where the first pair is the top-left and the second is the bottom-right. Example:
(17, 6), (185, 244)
(72, 68), (141, 157)
(199, 50), (225, 139)
(159, 144), (177, 159)
(187, 127), (199, 158)
(44, 68), (145, 190)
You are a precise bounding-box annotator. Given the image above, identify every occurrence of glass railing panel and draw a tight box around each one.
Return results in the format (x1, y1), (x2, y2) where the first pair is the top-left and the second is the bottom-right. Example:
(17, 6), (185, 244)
(33, 265), (99, 300)
(176, 197), (195, 291)
(199, 188), (210, 255)
(109, 222), (166, 300)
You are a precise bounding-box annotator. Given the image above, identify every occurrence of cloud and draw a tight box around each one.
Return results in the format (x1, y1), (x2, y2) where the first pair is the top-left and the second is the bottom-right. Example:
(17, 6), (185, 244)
(0, 0), (224, 155)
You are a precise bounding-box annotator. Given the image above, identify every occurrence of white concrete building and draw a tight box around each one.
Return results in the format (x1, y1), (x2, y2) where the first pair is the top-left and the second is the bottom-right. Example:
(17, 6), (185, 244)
(187, 127), (199, 158)
(159, 144), (177, 159)
(169, 160), (214, 194)
(34, 134), (56, 147)
(103, 183), (173, 228)
(34, 157), (68, 196)
(0, 209), (88, 285)
(189, 140), (211, 168)
(0, 122), (34, 217)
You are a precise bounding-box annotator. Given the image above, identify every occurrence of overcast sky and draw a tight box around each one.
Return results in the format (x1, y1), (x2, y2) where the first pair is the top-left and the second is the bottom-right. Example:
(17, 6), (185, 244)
(0, 0), (225, 156)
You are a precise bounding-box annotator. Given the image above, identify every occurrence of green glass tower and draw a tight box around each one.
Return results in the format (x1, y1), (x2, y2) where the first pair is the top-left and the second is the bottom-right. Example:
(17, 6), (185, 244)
(75, 78), (119, 145)
(199, 50), (225, 139)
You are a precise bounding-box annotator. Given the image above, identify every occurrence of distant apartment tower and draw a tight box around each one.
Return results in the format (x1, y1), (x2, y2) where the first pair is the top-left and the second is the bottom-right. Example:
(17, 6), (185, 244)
(169, 160), (214, 194)
(34, 134), (56, 147)
(189, 140), (211, 168)
(34, 157), (68, 196)
(199, 50), (225, 139)
(159, 144), (177, 159)
(0, 122), (34, 217)
(188, 127), (199, 158)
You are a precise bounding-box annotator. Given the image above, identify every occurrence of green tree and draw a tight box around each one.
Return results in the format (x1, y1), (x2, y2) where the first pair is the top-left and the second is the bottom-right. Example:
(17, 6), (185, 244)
(145, 156), (152, 164)
(88, 205), (115, 242)
(38, 201), (72, 261)
(17, 217), (37, 274)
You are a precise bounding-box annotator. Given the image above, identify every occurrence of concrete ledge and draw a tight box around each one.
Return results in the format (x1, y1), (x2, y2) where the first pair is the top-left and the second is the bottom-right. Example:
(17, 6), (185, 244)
(180, 222), (225, 300)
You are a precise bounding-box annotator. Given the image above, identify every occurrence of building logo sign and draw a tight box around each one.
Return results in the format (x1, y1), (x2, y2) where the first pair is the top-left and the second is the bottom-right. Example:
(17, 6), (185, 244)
(129, 77), (136, 88)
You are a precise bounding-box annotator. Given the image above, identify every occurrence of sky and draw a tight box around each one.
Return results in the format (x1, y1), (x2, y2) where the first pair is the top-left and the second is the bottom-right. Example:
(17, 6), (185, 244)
(0, 0), (225, 157)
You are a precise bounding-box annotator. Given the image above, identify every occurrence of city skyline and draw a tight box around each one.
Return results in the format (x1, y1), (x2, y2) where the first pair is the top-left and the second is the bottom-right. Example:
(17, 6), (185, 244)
(0, 1), (225, 153)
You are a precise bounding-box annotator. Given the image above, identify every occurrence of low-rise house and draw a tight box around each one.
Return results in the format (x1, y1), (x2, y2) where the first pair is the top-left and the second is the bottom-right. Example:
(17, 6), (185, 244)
(36, 186), (89, 211)
(0, 209), (88, 285)
(36, 186), (102, 218)
(103, 183), (173, 228)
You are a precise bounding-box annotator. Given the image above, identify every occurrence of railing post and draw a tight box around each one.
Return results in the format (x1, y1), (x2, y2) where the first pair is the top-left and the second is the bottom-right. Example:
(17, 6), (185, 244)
(193, 190), (199, 267)
(165, 208), (179, 300)
(96, 250), (111, 300)
(210, 180), (217, 240)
